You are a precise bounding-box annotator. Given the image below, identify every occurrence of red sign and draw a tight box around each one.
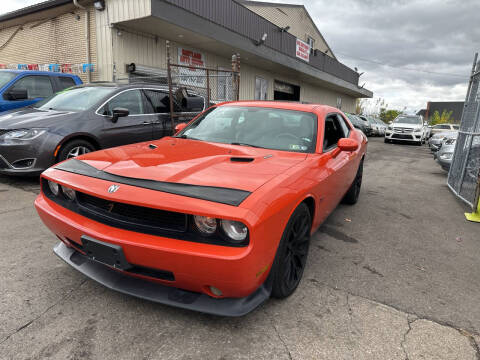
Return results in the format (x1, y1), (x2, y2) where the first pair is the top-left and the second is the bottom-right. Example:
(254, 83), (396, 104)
(178, 48), (205, 69)
(296, 39), (311, 62)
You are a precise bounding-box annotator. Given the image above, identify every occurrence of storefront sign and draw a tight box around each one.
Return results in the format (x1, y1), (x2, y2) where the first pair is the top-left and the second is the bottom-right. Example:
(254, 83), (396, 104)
(296, 39), (311, 62)
(178, 47), (206, 88)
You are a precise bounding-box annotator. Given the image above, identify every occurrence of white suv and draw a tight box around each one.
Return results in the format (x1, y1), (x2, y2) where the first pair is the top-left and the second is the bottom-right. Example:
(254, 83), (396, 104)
(384, 115), (425, 145)
(427, 123), (459, 138)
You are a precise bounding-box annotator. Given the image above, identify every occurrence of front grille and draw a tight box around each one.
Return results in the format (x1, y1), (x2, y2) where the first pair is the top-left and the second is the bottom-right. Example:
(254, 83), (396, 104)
(394, 127), (413, 133)
(41, 179), (249, 247)
(76, 192), (187, 232)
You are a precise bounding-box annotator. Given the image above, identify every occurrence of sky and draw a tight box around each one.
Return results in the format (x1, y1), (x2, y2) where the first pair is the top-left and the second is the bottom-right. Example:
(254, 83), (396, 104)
(2, 0), (480, 114)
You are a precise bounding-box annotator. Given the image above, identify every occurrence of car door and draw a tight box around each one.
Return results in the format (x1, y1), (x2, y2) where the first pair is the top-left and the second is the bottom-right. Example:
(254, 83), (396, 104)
(2, 75), (54, 111)
(99, 89), (153, 147)
(310, 113), (353, 224)
(142, 89), (171, 139)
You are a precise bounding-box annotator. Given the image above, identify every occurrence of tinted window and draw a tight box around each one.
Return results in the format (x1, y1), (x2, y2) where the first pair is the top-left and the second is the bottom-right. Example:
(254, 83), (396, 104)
(35, 86), (116, 112)
(11, 75), (53, 99)
(453, 125), (460, 130)
(435, 125), (450, 129)
(0, 72), (16, 89)
(143, 89), (169, 113)
(57, 77), (76, 90)
(179, 106), (317, 153)
(323, 114), (346, 150)
(394, 116), (422, 125)
(104, 90), (145, 115)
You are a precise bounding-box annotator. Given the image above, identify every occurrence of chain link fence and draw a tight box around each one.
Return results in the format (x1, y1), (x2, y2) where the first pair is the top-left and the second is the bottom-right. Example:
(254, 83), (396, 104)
(447, 54), (480, 210)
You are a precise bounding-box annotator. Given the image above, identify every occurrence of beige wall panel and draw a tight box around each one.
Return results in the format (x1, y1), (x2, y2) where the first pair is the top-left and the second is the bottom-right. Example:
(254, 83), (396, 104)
(243, 4), (332, 56)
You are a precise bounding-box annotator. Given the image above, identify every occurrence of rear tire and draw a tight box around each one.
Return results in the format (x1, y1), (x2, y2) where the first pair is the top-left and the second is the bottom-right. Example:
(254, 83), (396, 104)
(57, 139), (96, 162)
(271, 203), (312, 299)
(342, 159), (363, 205)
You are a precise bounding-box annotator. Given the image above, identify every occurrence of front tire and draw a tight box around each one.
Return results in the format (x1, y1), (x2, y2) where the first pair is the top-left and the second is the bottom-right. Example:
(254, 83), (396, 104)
(342, 159), (364, 205)
(271, 203), (312, 299)
(57, 139), (96, 162)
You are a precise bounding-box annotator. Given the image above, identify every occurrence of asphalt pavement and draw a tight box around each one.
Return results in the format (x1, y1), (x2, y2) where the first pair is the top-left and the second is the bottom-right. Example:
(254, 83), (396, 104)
(1, 137), (479, 359)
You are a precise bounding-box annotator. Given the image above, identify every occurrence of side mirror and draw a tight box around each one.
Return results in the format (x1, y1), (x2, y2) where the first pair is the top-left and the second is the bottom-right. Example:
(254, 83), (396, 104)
(111, 107), (129, 123)
(175, 122), (188, 134)
(338, 138), (359, 152)
(6, 89), (28, 100)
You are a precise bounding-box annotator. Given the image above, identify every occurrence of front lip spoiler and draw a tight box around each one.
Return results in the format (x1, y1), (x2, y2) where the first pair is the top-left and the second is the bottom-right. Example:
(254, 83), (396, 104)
(54, 242), (271, 317)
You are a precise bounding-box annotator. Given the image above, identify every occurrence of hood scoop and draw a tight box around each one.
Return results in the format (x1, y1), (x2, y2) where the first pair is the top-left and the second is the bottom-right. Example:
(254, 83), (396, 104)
(230, 157), (255, 163)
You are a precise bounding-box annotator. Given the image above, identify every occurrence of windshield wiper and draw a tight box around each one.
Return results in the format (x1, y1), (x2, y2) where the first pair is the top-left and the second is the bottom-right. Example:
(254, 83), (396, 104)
(230, 142), (267, 149)
(175, 135), (202, 141)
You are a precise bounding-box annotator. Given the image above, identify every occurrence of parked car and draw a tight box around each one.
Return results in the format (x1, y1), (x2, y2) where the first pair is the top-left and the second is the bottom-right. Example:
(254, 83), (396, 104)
(428, 123), (459, 138)
(384, 115), (426, 145)
(373, 118), (387, 136)
(429, 131), (458, 152)
(0, 70), (82, 113)
(366, 116), (381, 136)
(345, 113), (369, 135)
(357, 115), (373, 136)
(434, 132), (458, 171)
(0, 83), (205, 175)
(35, 102), (367, 316)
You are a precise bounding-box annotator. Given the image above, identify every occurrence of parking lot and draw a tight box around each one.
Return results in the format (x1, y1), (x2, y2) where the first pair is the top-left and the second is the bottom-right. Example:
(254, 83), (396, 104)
(1, 137), (479, 360)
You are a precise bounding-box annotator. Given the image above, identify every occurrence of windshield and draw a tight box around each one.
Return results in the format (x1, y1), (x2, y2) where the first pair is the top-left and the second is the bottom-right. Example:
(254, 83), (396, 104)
(394, 116), (422, 125)
(177, 106), (317, 153)
(0, 72), (16, 89)
(34, 86), (116, 112)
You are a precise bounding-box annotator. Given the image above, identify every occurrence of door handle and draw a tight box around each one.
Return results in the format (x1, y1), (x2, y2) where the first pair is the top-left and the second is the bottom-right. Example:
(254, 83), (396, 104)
(143, 121), (151, 125)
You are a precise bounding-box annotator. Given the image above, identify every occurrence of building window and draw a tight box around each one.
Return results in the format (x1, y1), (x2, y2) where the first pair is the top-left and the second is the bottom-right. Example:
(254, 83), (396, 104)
(255, 77), (268, 100)
(307, 36), (315, 53)
(336, 97), (342, 110)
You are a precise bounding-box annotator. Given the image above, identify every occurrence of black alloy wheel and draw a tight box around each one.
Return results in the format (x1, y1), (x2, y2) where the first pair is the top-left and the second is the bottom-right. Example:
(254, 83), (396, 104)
(342, 159), (364, 205)
(271, 203), (312, 299)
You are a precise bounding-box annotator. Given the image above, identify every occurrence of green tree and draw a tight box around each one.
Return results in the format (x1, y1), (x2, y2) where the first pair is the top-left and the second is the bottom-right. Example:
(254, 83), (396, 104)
(430, 110), (454, 125)
(379, 108), (403, 124)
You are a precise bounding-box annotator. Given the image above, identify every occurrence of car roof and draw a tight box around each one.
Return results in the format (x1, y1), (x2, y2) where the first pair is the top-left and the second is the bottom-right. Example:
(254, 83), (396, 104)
(72, 82), (171, 90)
(0, 69), (78, 77)
(215, 100), (339, 113)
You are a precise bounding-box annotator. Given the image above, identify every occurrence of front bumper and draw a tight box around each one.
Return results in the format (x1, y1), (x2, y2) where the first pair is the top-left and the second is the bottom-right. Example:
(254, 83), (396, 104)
(35, 183), (275, 313)
(54, 241), (271, 316)
(0, 136), (58, 175)
(385, 131), (423, 142)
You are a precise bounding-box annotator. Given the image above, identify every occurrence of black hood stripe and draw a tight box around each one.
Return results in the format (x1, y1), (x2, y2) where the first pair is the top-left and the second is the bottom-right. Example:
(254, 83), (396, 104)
(54, 159), (251, 206)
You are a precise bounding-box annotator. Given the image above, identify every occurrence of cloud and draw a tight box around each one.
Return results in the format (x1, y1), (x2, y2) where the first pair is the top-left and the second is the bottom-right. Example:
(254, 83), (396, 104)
(250, 0), (480, 112)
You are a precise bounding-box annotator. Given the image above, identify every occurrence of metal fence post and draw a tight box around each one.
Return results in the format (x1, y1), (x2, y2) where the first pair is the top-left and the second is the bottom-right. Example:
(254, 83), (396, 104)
(206, 68), (210, 106)
(166, 40), (175, 134)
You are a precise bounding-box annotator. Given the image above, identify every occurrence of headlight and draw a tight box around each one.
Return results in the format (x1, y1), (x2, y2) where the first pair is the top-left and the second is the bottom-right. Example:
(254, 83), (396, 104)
(194, 215), (217, 235)
(440, 153), (453, 160)
(2, 129), (46, 140)
(48, 180), (59, 196)
(221, 220), (248, 242)
(61, 185), (76, 201)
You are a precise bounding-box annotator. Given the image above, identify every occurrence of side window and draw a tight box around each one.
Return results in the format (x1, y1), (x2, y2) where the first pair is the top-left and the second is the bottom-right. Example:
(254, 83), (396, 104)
(453, 125), (459, 130)
(11, 75), (53, 99)
(103, 90), (144, 116)
(336, 114), (350, 137)
(323, 114), (346, 151)
(143, 90), (169, 113)
(57, 77), (76, 90)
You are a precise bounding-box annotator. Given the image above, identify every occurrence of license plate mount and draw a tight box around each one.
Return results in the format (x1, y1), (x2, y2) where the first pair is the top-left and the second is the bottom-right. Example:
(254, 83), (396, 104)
(81, 236), (131, 270)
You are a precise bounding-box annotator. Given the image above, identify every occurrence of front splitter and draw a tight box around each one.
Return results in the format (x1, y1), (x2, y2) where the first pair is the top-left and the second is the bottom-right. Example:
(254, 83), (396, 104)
(54, 242), (271, 317)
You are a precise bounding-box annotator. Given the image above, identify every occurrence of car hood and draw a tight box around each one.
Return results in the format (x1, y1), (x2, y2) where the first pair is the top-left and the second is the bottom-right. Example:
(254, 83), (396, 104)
(0, 107), (78, 128)
(74, 137), (308, 192)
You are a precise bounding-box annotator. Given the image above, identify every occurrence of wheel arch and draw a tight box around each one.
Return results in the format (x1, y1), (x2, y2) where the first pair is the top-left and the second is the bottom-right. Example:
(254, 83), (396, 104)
(54, 133), (101, 161)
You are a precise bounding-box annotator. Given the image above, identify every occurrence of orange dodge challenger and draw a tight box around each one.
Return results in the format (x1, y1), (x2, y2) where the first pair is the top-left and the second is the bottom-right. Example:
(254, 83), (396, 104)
(35, 101), (367, 316)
